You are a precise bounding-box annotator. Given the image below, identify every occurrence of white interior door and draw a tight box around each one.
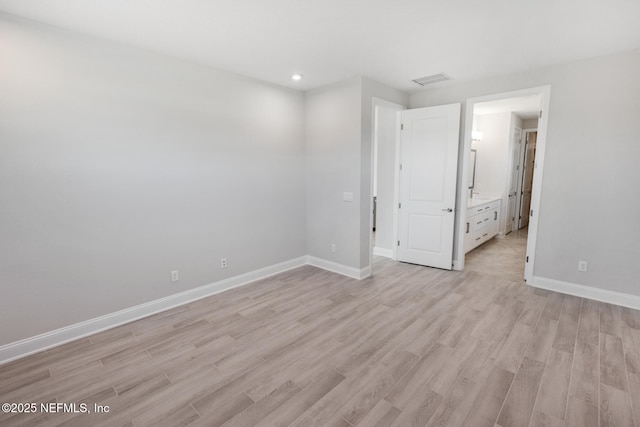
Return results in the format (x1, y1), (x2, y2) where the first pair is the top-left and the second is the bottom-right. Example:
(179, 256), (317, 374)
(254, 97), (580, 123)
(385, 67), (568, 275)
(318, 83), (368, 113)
(397, 104), (460, 270)
(519, 132), (537, 229)
(507, 127), (522, 234)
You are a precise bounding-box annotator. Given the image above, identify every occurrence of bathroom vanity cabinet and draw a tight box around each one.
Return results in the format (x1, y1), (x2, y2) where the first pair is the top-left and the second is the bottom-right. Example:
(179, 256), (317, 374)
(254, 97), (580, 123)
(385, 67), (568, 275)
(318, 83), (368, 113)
(465, 198), (501, 253)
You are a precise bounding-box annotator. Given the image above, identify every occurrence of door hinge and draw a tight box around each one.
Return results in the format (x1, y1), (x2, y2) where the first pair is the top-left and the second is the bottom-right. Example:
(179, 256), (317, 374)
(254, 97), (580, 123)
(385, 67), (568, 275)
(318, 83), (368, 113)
(530, 209), (533, 217)
(539, 110), (543, 118)
(397, 240), (400, 246)
(398, 203), (402, 209)
(399, 163), (403, 171)
(526, 256), (529, 262)
(400, 123), (404, 130)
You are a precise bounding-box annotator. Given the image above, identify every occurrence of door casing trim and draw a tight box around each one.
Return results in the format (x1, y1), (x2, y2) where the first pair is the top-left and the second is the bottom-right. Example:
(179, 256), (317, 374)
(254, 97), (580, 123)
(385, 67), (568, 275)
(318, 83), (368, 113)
(454, 85), (551, 284)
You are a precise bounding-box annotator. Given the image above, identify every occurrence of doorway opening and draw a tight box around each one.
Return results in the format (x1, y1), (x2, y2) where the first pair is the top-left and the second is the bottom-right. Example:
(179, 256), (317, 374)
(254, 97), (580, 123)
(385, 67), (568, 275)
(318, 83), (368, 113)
(456, 86), (551, 282)
(517, 129), (537, 230)
(370, 98), (404, 274)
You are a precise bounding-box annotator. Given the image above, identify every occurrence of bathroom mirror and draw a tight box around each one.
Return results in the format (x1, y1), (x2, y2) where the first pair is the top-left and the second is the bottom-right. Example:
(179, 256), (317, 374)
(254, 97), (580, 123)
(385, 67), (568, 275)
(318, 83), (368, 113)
(468, 149), (477, 190)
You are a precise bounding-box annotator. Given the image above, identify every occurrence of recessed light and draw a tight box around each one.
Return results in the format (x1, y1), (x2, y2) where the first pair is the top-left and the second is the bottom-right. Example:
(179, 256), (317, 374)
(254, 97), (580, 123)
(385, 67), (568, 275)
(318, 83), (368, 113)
(291, 73), (303, 81)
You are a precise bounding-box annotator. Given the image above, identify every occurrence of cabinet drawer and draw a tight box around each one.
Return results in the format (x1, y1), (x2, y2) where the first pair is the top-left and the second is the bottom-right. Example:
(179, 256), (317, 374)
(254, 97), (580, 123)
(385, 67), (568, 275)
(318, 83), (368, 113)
(471, 212), (492, 231)
(467, 199), (501, 217)
(469, 206), (487, 216)
(472, 228), (490, 245)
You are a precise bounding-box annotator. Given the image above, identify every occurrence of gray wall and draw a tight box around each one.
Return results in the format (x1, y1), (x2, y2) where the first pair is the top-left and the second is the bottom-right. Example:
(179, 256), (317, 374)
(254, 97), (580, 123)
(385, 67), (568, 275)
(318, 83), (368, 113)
(305, 78), (363, 268)
(0, 16), (307, 346)
(305, 77), (407, 270)
(410, 48), (640, 296)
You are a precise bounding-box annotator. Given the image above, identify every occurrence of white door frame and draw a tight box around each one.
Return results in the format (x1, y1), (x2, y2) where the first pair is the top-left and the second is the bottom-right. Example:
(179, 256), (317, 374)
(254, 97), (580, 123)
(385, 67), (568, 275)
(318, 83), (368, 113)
(369, 97), (405, 271)
(505, 120), (522, 235)
(454, 85), (551, 283)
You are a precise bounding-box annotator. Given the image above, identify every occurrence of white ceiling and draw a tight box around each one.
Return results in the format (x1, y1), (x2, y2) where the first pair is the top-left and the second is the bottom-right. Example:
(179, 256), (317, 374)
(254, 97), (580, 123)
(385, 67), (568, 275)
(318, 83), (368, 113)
(474, 95), (541, 119)
(1, 0), (639, 92)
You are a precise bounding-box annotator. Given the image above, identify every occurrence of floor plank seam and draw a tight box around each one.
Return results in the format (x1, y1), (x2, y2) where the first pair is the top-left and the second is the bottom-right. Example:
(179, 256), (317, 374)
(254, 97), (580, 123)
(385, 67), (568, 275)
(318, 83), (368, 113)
(563, 300), (583, 427)
(597, 302), (602, 427)
(621, 330), (637, 426)
(493, 365), (518, 427)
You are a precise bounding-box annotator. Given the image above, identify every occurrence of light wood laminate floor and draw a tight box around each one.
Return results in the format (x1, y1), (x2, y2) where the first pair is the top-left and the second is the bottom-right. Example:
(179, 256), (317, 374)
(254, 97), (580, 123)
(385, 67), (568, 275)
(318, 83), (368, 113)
(2, 231), (640, 426)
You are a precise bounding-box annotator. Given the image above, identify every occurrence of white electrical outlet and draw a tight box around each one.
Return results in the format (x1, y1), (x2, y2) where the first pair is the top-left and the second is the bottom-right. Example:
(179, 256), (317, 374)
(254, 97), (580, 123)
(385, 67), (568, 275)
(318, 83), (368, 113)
(578, 260), (588, 272)
(170, 270), (179, 282)
(330, 243), (336, 253)
(220, 258), (228, 269)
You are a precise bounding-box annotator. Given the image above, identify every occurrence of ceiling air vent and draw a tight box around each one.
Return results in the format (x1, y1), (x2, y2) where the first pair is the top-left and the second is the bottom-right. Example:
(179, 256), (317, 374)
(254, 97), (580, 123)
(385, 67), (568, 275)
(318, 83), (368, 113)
(412, 73), (452, 86)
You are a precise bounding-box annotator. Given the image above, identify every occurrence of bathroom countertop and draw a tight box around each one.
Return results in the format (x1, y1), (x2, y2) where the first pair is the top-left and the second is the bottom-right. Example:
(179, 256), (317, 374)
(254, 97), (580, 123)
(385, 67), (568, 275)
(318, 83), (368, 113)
(467, 196), (501, 208)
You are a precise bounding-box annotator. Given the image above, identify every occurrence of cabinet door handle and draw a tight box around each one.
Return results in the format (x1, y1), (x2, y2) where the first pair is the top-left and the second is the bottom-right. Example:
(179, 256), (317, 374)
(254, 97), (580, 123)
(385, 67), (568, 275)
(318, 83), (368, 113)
(494, 212), (498, 220)
(466, 222), (470, 233)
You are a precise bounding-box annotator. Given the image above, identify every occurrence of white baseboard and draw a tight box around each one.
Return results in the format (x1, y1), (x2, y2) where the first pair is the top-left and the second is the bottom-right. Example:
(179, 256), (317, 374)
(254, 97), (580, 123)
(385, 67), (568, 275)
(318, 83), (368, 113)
(306, 256), (371, 280)
(529, 276), (640, 310)
(0, 256), (307, 365)
(373, 247), (393, 258)
(12, 260), (637, 365)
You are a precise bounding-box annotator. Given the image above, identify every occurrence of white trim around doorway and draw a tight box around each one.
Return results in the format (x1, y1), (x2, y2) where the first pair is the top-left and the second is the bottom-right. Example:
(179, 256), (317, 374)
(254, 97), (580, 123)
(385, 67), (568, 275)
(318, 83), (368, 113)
(369, 97), (405, 270)
(454, 86), (551, 284)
